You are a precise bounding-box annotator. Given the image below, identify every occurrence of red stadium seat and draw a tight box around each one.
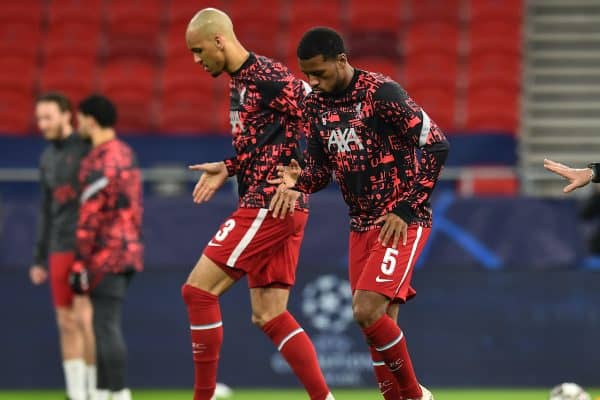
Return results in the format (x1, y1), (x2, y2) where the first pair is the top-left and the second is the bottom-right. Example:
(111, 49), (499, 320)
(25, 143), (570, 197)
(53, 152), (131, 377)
(469, 19), (522, 55)
(353, 57), (401, 81)
(405, 85), (456, 132)
(99, 60), (157, 132)
(0, 23), (42, 60)
(404, 22), (460, 56)
(0, 92), (33, 135)
(226, 0), (282, 20)
(48, 0), (104, 26)
(346, 0), (403, 57)
(408, 0), (461, 22)
(289, 0), (343, 25)
(161, 57), (215, 96)
(44, 23), (101, 61)
(457, 167), (519, 196)
(465, 86), (519, 132)
(0, 57), (37, 96)
(159, 90), (217, 134)
(231, 15), (283, 59)
(99, 60), (157, 96)
(104, 0), (164, 61)
(467, 49), (521, 91)
(39, 57), (97, 105)
(164, 23), (190, 59)
(109, 90), (157, 133)
(468, 0), (523, 22)
(403, 52), (458, 90)
(0, 0), (43, 26)
(348, 0), (403, 30)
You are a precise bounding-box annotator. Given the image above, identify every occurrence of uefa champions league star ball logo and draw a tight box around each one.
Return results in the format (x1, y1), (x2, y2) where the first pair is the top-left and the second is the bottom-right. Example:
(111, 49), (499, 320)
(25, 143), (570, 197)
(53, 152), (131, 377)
(302, 275), (354, 333)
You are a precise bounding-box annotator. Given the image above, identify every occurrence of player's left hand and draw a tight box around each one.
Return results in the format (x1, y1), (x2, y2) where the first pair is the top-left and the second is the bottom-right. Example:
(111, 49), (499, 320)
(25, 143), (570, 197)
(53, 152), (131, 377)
(375, 213), (408, 249)
(269, 188), (301, 219)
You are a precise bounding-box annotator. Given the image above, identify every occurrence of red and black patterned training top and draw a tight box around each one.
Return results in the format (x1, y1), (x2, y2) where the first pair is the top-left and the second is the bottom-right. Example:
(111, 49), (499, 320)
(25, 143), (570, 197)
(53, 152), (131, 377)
(295, 69), (450, 231)
(73, 138), (143, 276)
(223, 53), (310, 210)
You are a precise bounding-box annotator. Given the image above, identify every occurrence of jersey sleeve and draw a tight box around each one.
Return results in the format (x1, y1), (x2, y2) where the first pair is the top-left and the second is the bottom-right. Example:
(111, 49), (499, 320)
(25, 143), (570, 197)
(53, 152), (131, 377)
(223, 156), (240, 177)
(73, 165), (114, 269)
(33, 164), (51, 267)
(295, 115), (333, 194)
(256, 77), (310, 119)
(373, 82), (450, 222)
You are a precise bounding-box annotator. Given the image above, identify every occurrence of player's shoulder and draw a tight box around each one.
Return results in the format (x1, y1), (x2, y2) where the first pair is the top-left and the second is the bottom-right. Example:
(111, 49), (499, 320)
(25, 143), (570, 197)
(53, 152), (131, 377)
(361, 71), (407, 102)
(253, 53), (294, 81)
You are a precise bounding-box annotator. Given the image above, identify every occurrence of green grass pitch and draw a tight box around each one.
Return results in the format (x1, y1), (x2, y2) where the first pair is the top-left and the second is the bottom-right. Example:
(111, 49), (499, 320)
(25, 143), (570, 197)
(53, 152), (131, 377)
(1, 388), (599, 400)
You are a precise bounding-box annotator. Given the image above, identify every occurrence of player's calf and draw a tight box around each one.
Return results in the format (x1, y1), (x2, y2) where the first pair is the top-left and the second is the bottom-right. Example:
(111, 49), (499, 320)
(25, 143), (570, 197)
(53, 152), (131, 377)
(260, 310), (332, 400)
(182, 284), (224, 400)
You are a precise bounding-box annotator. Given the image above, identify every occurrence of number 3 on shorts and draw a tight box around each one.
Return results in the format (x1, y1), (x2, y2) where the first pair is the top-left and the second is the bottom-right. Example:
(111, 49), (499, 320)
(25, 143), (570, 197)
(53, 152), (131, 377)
(215, 219), (236, 242)
(380, 248), (399, 275)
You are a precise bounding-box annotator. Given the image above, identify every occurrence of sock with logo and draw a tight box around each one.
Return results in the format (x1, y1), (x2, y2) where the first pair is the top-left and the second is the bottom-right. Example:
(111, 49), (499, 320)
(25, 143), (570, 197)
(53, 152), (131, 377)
(370, 346), (402, 399)
(262, 311), (331, 400)
(182, 284), (223, 400)
(362, 315), (422, 399)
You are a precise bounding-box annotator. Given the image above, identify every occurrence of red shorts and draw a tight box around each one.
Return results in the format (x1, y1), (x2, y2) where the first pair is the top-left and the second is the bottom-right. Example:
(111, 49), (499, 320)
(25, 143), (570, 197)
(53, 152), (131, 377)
(49, 251), (76, 307)
(203, 207), (308, 288)
(349, 225), (430, 302)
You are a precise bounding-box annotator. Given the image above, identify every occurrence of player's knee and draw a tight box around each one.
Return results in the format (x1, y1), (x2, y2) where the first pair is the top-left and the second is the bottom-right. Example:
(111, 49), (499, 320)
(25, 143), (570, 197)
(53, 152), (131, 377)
(251, 310), (274, 328)
(352, 301), (384, 328)
(56, 310), (78, 335)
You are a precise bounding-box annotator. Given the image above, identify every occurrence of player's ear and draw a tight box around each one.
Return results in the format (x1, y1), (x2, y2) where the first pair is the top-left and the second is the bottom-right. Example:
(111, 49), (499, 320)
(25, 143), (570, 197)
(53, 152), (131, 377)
(336, 53), (347, 67)
(214, 35), (225, 51)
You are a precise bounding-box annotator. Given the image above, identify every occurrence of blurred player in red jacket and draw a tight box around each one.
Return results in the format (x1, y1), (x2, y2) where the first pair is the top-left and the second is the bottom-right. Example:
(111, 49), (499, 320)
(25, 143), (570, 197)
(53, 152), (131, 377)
(71, 95), (143, 400)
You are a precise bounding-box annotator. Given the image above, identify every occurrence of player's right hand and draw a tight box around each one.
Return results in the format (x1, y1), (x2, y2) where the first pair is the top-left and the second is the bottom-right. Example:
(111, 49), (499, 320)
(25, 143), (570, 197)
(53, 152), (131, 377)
(269, 189), (301, 219)
(29, 265), (47, 285)
(267, 159), (302, 188)
(189, 161), (229, 204)
(543, 158), (592, 193)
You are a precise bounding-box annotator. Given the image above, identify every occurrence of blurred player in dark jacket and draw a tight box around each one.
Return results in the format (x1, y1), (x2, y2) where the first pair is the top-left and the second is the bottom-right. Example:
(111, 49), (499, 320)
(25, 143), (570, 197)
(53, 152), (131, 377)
(29, 92), (95, 400)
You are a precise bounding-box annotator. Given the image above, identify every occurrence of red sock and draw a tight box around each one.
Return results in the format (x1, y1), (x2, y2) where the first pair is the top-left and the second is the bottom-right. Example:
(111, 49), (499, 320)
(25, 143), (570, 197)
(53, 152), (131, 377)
(362, 315), (421, 399)
(370, 346), (402, 399)
(262, 311), (330, 400)
(182, 284), (223, 400)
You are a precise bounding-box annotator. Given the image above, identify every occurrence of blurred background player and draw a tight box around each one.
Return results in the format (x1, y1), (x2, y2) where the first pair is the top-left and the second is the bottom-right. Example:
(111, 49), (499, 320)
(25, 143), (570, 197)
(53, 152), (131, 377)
(544, 159), (600, 193)
(29, 92), (95, 400)
(70, 95), (143, 400)
(269, 27), (450, 400)
(182, 8), (333, 400)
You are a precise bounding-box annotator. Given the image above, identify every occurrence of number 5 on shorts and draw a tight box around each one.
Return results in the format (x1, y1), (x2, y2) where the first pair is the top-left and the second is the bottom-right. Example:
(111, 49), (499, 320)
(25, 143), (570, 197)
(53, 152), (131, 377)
(380, 248), (399, 275)
(215, 219), (236, 242)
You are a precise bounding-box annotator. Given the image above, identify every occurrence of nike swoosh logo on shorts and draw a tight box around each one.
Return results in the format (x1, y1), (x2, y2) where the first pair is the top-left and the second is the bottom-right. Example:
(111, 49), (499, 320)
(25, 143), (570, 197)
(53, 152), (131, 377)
(207, 241), (222, 247)
(375, 276), (393, 283)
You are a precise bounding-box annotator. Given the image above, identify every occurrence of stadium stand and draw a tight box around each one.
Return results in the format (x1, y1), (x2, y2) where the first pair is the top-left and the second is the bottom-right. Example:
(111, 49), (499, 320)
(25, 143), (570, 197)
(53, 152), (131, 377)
(0, 0), (522, 136)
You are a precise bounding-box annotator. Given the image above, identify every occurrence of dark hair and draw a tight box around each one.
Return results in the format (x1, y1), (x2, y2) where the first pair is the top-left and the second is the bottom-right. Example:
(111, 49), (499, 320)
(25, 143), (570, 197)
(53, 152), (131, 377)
(78, 95), (117, 128)
(297, 27), (346, 61)
(37, 92), (72, 113)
